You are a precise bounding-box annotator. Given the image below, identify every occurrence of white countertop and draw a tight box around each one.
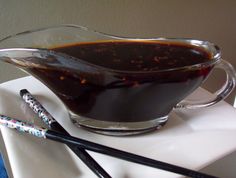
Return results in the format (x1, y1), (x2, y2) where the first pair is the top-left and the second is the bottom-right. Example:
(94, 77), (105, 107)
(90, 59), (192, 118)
(0, 76), (236, 178)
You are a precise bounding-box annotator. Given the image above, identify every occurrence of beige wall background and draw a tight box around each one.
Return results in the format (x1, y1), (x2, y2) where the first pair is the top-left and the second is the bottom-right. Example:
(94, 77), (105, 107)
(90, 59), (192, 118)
(0, 0), (236, 177)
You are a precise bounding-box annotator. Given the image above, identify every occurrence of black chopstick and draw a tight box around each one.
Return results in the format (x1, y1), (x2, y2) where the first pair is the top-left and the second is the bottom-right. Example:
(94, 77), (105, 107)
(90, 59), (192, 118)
(0, 114), (219, 178)
(19, 89), (111, 178)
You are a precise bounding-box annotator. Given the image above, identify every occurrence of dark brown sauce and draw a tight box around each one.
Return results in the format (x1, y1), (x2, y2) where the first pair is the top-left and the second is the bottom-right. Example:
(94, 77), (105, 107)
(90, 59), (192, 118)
(26, 40), (213, 122)
(52, 40), (211, 71)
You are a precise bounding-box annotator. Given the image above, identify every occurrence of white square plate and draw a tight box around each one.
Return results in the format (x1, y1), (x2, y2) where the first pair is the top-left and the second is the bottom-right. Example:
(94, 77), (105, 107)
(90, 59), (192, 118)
(1, 76), (236, 178)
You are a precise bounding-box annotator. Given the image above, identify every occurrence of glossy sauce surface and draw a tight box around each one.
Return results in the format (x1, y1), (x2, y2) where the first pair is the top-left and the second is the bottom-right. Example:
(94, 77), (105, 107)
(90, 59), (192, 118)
(27, 40), (212, 122)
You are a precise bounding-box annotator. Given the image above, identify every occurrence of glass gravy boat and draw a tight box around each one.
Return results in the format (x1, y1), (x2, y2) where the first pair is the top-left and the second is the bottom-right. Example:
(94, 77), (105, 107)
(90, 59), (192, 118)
(0, 25), (235, 135)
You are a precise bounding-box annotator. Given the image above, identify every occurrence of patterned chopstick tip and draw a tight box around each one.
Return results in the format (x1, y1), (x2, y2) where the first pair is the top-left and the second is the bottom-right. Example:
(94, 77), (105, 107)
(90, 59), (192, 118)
(20, 89), (56, 126)
(0, 115), (47, 138)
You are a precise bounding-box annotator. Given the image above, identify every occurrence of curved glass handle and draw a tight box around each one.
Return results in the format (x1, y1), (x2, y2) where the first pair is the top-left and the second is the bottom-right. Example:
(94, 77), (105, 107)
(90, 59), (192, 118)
(175, 59), (236, 109)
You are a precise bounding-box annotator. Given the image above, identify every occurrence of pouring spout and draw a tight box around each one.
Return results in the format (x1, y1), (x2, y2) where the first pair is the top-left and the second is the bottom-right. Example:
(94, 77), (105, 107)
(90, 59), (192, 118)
(0, 48), (40, 67)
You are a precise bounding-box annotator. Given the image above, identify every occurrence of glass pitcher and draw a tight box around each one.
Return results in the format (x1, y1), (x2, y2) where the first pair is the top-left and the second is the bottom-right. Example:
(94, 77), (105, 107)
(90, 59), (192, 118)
(0, 24), (235, 135)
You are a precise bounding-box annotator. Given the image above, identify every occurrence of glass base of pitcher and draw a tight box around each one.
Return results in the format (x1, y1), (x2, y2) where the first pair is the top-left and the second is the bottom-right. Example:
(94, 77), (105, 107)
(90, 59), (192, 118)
(69, 112), (168, 136)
